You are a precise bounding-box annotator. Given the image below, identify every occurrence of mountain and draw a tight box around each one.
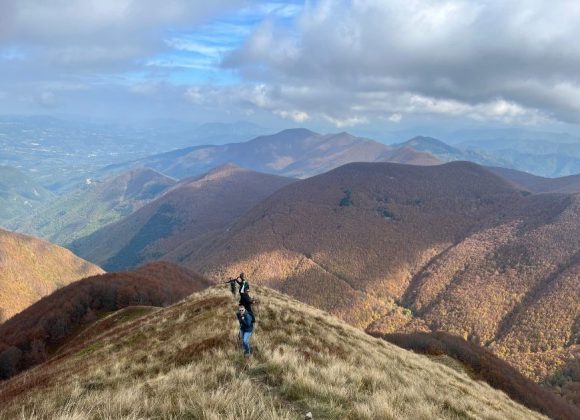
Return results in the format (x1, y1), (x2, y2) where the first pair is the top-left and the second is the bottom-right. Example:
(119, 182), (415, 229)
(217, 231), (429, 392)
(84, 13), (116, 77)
(396, 136), (510, 167)
(489, 166), (580, 193)
(103, 128), (441, 180)
(0, 229), (104, 321)
(449, 129), (580, 177)
(9, 168), (176, 246)
(175, 161), (579, 398)
(0, 261), (210, 379)
(70, 165), (296, 271)
(0, 166), (53, 222)
(0, 116), (266, 193)
(0, 285), (557, 419)
(397, 136), (464, 158)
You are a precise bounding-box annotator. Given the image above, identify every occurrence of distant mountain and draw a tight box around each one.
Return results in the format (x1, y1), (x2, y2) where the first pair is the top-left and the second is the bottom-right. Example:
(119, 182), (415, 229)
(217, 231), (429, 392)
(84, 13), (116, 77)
(0, 166), (53, 222)
(0, 261), (210, 379)
(103, 128), (441, 180)
(0, 285), (560, 419)
(488, 166), (580, 193)
(0, 229), (103, 321)
(449, 128), (580, 177)
(397, 136), (463, 157)
(176, 161), (579, 397)
(71, 164), (296, 271)
(10, 168), (176, 246)
(396, 136), (510, 167)
(0, 116), (268, 193)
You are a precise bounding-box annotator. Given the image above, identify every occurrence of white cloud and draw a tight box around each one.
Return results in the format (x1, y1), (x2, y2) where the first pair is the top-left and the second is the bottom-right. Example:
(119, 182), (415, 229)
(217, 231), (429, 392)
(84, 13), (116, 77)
(388, 113), (402, 123)
(323, 115), (368, 128)
(225, 0), (580, 124)
(274, 109), (309, 122)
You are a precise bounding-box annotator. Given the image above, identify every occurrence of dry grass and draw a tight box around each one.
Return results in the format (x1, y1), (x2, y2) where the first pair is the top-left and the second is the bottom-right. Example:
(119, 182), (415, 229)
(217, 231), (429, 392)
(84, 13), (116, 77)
(0, 285), (545, 419)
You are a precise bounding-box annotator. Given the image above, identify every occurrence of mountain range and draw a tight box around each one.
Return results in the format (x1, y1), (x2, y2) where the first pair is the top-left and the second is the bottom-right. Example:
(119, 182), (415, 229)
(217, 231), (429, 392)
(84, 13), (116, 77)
(141, 161), (579, 399)
(103, 128), (441, 180)
(0, 229), (103, 321)
(70, 164), (296, 271)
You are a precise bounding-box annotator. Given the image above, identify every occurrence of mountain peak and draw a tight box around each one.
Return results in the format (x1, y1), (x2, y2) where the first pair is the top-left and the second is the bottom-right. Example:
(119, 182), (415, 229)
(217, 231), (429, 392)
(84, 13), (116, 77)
(247, 128), (319, 146)
(399, 136), (460, 155)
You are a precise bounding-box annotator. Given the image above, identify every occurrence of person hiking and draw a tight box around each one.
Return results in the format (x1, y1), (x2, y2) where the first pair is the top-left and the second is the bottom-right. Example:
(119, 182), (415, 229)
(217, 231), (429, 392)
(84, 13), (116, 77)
(224, 277), (237, 296)
(236, 304), (253, 356)
(235, 272), (255, 322)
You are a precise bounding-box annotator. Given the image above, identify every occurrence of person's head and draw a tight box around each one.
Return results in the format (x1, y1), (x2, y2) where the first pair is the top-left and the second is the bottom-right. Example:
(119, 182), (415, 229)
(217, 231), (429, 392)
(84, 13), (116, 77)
(240, 272), (245, 280)
(239, 305), (246, 314)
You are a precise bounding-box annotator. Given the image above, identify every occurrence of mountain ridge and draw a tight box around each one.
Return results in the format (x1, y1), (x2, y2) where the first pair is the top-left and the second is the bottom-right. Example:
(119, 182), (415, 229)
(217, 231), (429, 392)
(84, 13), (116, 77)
(0, 285), (553, 419)
(71, 165), (296, 271)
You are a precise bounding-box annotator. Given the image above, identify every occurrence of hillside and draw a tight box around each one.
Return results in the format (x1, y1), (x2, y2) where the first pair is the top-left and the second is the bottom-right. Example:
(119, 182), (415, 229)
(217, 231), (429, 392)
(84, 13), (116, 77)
(103, 128), (441, 180)
(489, 166), (580, 193)
(70, 164), (296, 271)
(0, 229), (103, 321)
(0, 166), (53, 223)
(0, 262), (210, 379)
(175, 161), (579, 399)
(0, 286), (550, 419)
(10, 168), (176, 246)
(395, 136), (512, 169)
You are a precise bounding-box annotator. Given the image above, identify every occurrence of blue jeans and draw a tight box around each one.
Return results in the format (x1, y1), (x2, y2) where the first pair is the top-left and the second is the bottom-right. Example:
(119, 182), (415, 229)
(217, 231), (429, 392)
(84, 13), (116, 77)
(240, 331), (252, 354)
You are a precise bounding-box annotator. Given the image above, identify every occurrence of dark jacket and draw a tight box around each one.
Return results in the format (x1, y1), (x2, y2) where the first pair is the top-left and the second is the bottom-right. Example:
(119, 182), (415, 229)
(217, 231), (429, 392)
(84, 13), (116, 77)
(237, 279), (250, 295)
(237, 311), (253, 333)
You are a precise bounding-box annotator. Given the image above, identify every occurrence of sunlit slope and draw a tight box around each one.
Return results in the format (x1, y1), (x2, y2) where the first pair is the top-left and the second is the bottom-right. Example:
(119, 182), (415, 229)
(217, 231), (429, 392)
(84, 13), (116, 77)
(0, 286), (544, 419)
(0, 229), (103, 320)
(71, 164), (295, 271)
(182, 161), (579, 395)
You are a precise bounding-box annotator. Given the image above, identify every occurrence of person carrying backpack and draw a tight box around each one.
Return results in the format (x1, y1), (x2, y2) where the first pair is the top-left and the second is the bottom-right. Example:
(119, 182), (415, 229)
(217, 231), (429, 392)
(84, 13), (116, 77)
(236, 304), (253, 356)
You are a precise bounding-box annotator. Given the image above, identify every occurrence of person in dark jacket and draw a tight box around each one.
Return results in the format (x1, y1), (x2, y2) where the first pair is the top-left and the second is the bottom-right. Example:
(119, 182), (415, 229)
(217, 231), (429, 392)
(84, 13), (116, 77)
(236, 304), (253, 356)
(235, 272), (254, 321)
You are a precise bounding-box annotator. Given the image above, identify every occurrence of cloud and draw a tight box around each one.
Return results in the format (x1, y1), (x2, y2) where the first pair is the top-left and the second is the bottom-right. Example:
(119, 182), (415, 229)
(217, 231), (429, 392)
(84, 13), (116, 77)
(274, 109), (309, 122)
(0, 0), (248, 115)
(224, 0), (580, 125)
(0, 0), (246, 70)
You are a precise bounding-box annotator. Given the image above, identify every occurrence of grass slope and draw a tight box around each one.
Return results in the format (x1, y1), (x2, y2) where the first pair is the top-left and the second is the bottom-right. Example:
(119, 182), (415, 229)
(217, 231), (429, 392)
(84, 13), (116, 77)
(0, 229), (104, 321)
(0, 286), (544, 419)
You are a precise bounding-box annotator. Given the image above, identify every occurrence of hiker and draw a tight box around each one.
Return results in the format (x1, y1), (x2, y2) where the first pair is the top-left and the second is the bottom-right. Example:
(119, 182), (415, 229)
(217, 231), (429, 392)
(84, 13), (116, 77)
(235, 272), (255, 321)
(224, 277), (237, 296)
(236, 304), (253, 356)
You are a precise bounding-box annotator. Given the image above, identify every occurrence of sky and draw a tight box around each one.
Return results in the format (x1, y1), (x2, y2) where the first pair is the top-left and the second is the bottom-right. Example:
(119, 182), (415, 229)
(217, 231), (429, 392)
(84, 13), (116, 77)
(1, 0), (580, 136)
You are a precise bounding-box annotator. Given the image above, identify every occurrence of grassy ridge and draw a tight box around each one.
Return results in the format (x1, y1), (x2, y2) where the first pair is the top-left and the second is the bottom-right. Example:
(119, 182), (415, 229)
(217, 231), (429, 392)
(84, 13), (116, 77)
(0, 286), (544, 419)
